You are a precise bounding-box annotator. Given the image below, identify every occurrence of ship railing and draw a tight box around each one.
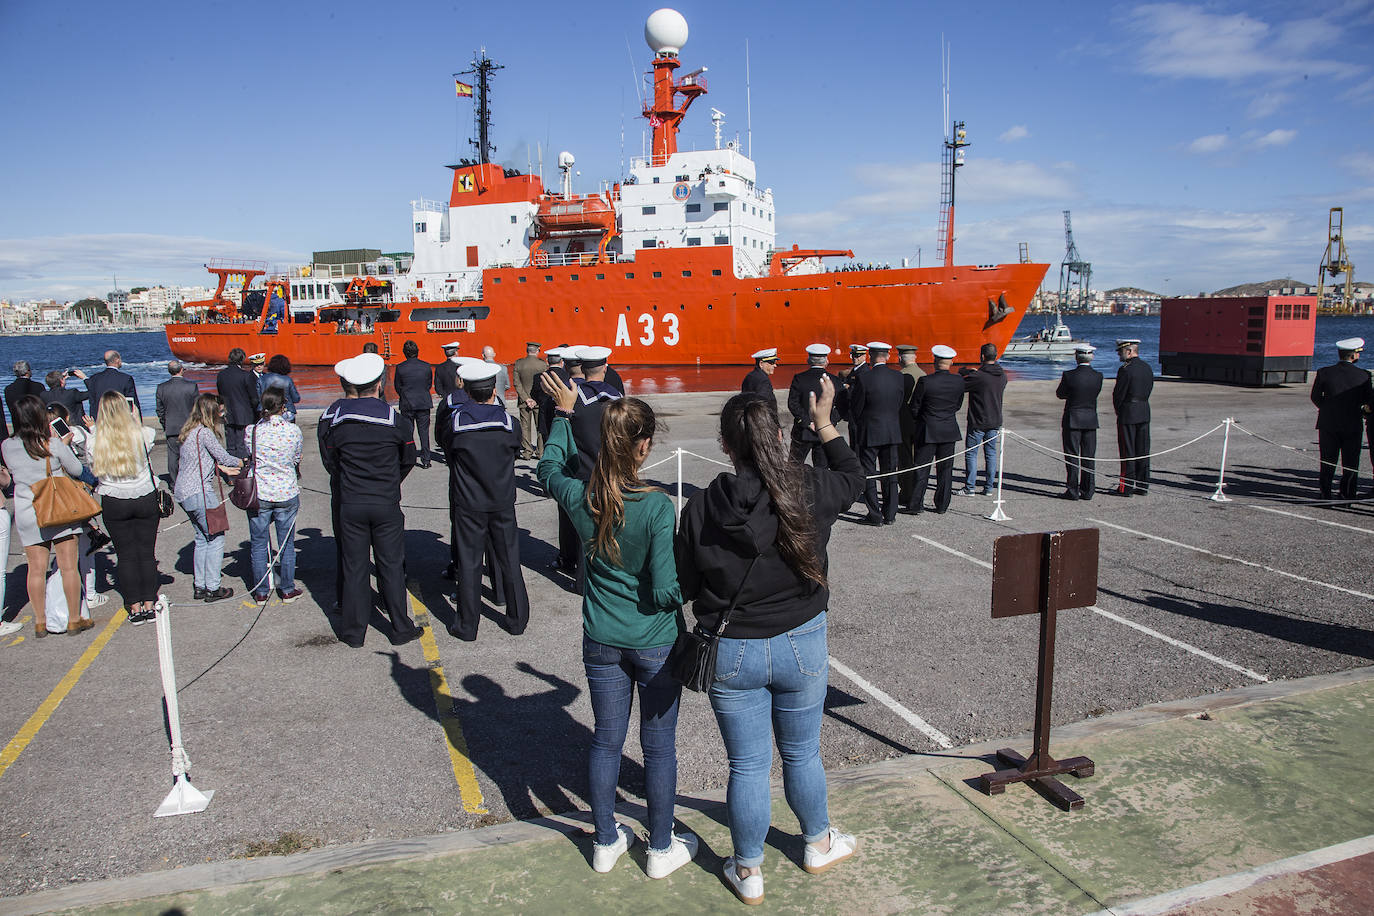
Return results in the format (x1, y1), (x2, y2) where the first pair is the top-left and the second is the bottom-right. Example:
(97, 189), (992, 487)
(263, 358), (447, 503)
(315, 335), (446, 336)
(207, 257), (269, 273)
(426, 318), (477, 333)
(530, 251), (622, 268)
(411, 198), (450, 213)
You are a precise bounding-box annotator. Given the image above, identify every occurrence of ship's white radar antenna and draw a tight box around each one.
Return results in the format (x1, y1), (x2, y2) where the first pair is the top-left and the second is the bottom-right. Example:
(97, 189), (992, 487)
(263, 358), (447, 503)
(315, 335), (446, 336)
(711, 108), (725, 149)
(645, 8), (688, 57)
(558, 151), (576, 197)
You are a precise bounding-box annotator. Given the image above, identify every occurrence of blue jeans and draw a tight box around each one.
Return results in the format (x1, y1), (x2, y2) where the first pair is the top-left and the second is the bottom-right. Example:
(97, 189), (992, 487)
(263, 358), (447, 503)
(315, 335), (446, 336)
(248, 496), (298, 596)
(582, 636), (682, 851)
(179, 493), (224, 590)
(709, 612), (830, 868)
(964, 428), (1000, 493)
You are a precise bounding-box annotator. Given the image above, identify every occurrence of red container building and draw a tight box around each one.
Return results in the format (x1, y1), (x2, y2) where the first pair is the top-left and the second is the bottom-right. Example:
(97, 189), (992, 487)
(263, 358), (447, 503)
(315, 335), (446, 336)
(1159, 295), (1316, 386)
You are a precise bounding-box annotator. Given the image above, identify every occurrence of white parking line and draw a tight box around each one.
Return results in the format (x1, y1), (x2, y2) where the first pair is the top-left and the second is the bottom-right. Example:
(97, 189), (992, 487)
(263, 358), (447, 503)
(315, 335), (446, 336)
(910, 534), (1268, 683)
(828, 656), (953, 749)
(1089, 518), (1374, 601)
(1244, 503), (1374, 535)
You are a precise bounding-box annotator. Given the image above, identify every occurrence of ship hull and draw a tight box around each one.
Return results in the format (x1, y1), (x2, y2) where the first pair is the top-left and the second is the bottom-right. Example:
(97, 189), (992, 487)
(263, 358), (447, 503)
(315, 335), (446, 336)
(166, 248), (1048, 367)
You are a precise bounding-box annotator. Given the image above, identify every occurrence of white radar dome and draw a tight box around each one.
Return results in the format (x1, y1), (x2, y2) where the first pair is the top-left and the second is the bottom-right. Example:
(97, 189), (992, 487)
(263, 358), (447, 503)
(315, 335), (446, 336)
(557, 151), (575, 168)
(645, 8), (688, 55)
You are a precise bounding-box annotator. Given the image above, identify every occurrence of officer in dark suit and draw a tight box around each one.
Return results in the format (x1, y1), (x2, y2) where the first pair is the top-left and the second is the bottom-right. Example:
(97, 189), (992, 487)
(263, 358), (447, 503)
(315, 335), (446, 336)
(839, 343), (870, 449)
(155, 361), (199, 481)
(216, 347), (259, 458)
(439, 361), (531, 640)
(1112, 339), (1154, 496)
(849, 342), (905, 524)
(741, 347), (778, 397)
(85, 350), (140, 421)
(536, 347), (570, 443)
(318, 353), (422, 649)
(6, 361), (46, 425)
(43, 369), (90, 426)
(1055, 344), (1103, 500)
(906, 344), (965, 514)
(393, 339), (435, 468)
(788, 344), (843, 468)
(433, 341), (463, 402)
(896, 345), (924, 506)
(1311, 337), (1373, 500)
(319, 368), (357, 608)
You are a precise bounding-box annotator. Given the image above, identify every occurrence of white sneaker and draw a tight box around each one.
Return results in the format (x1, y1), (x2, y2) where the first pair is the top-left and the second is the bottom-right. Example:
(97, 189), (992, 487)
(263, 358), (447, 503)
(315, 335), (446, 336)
(591, 823), (635, 873)
(645, 831), (698, 879)
(86, 591), (110, 608)
(723, 856), (764, 905)
(0, 620), (21, 637)
(802, 827), (857, 874)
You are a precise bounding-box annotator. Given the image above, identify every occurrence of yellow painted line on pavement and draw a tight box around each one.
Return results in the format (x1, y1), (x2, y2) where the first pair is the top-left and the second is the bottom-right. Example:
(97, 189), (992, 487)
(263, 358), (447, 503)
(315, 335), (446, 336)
(408, 591), (488, 815)
(0, 609), (126, 780)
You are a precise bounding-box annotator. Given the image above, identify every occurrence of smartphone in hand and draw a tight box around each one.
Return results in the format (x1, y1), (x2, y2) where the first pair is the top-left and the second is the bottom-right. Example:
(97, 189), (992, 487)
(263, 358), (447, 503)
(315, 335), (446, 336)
(50, 417), (71, 438)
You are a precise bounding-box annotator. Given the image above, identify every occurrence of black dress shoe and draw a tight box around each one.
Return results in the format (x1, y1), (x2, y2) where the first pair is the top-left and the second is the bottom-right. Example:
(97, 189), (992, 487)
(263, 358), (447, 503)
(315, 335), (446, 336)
(418, 460), (431, 469)
(446, 627), (477, 642)
(340, 635), (365, 648)
(1057, 491), (1079, 500)
(193, 586), (208, 600)
(1114, 489), (1132, 497)
(392, 626), (424, 646)
(882, 516), (896, 525)
(862, 514), (883, 526)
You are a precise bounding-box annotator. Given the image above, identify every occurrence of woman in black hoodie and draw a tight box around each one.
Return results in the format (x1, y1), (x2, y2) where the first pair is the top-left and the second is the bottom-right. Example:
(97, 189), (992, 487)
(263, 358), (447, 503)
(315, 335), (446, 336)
(675, 376), (864, 905)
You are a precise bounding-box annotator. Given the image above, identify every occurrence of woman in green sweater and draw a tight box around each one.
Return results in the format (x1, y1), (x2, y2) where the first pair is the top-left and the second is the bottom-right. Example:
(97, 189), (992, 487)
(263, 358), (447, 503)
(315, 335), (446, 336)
(537, 374), (696, 879)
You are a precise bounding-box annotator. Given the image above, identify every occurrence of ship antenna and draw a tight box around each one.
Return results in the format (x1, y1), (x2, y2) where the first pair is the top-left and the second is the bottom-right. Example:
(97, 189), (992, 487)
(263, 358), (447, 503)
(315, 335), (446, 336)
(745, 39), (752, 158)
(458, 48), (503, 164)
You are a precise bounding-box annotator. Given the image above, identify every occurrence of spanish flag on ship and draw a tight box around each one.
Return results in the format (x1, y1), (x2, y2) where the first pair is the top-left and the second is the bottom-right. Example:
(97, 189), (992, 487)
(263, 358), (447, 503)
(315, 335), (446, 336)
(455, 79), (473, 98)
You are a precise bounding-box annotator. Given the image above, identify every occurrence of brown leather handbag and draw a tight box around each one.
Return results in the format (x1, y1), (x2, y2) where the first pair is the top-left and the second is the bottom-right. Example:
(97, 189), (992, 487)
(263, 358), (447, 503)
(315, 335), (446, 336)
(31, 456), (103, 529)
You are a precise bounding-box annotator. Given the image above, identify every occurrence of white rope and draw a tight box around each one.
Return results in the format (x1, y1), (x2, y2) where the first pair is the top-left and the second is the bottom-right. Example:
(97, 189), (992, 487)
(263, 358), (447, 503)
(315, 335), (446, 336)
(863, 435), (989, 480)
(169, 515), (297, 608)
(1230, 422), (1353, 471)
(675, 448), (733, 469)
(1002, 422), (1224, 462)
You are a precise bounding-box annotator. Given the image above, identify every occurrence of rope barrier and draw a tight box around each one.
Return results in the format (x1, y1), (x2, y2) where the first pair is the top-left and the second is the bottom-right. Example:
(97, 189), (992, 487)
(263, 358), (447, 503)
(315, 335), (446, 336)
(1002, 423), (1225, 463)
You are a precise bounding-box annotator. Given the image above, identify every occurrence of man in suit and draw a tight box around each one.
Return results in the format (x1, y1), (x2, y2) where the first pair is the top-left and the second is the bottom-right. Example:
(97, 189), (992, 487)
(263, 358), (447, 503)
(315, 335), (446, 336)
(787, 344), (843, 468)
(43, 368), (90, 426)
(958, 343), (1008, 496)
(433, 341), (463, 402)
(155, 360), (199, 481)
(839, 343), (870, 450)
(216, 347), (260, 458)
(393, 339), (435, 468)
(849, 342), (905, 524)
(85, 350), (140, 420)
(1056, 344), (1103, 500)
(741, 347), (778, 398)
(481, 346), (511, 408)
(512, 342), (549, 460)
(906, 344), (965, 514)
(896, 345), (924, 507)
(1311, 336), (1373, 500)
(5, 361), (46, 424)
(1112, 338), (1154, 496)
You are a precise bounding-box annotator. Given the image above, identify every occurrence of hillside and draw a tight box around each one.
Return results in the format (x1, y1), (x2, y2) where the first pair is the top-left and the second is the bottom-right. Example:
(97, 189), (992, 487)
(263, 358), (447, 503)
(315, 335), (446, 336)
(1106, 286), (1163, 298)
(1209, 277), (1313, 297)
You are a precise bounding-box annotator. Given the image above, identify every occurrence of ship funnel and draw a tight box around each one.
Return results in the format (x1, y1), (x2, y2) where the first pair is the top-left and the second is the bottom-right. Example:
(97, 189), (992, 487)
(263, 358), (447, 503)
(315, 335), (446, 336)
(645, 8), (688, 56)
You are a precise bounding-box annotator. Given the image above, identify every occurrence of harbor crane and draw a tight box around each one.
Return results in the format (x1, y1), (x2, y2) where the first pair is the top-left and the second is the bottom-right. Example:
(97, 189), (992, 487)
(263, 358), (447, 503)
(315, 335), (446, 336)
(1058, 211), (1091, 313)
(1317, 207), (1355, 313)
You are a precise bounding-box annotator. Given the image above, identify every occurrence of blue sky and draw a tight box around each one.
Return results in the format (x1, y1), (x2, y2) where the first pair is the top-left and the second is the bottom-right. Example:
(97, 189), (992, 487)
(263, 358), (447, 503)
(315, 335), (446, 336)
(2, 0), (1371, 301)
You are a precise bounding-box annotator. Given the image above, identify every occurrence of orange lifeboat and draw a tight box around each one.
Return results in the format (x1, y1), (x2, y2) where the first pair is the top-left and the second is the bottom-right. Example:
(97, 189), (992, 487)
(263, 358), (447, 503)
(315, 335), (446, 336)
(530, 193), (619, 264)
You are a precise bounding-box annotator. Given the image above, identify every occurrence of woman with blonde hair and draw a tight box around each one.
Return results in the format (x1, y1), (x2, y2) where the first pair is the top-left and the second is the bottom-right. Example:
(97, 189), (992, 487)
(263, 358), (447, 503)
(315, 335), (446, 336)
(174, 393), (242, 602)
(0, 396), (91, 636)
(91, 391), (162, 624)
(537, 375), (695, 879)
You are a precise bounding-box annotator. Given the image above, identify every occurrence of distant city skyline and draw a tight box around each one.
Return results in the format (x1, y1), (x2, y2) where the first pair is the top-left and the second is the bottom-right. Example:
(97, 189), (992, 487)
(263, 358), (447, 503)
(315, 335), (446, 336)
(1, 0), (1370, 301)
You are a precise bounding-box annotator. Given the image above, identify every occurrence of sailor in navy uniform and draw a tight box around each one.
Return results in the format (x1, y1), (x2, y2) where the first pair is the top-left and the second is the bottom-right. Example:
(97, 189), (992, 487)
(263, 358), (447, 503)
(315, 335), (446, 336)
(318, 362), (357, 608)
(788, 343), (843, 468)
(1056, 343), (1103, 499)
(318, 353), (423, 648)
(849, 342), (906, 524)
(1112, 338), (1154, 496)
(440, 361), (531, 640)
(433, 340), (463, 401)
(840, 343), (870, 449)
(907, 344), (965, 514)
(1311, 337), (1373, 500)
(741, 347), (778, 397)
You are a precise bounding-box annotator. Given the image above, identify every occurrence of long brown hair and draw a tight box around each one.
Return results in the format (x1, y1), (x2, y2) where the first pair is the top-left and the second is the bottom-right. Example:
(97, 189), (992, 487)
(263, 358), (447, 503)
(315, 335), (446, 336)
(179, 393), (225, 441)
(13, 395), (52, 461)
(587, 398), (661, 566)
(719, 393), (825, 587)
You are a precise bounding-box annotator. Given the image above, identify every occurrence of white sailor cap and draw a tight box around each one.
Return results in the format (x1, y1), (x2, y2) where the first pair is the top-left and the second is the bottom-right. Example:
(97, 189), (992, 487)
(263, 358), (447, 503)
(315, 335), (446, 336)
(752, 347), (778, 360)
(248, 352), (266, 364)
(866, 341), (892, 351)
(931, 344), (957, 359)
(805, 343), (831, 356)
(544, 346), (564, 358)
(1074, 343), (1097, 354)
(452, 356), (485, 368)
(1115, 338), (1141, 349)
(458, 361), (503, 383)
(441, 340), (462, 350)
(1336, 337), (1365, 351)
(849, 343), (868, 353)
(576, 345), (613, 367)
(561, 347), (583, 363)
(337, 352), (385, 386)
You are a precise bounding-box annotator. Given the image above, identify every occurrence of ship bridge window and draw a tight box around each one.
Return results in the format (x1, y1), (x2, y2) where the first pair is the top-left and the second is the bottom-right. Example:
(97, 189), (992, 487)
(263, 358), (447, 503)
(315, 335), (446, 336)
(510, 215), (517, 224)
(713, 202), (728, 211)
(415, 222), (427, 233)
(687, 237), (701, 246)
(652, 177), (660, 184)
(714, 235), (729, 244)
(642, 206), (656, 215)
(642, 239), (657, 248)
(676, 175), (689, 182)
(687, 203), (701, 213)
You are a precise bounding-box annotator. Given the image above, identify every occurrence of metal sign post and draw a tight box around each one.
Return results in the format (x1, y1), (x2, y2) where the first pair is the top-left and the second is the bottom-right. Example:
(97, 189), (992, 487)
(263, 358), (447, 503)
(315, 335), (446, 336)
(978, 528), (1098, 810)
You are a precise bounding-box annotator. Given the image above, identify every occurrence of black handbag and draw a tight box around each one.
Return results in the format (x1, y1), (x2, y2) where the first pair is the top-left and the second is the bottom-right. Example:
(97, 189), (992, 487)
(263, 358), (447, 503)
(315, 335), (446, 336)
(670, 556), (760, 692)
(141, 433), (174, 518)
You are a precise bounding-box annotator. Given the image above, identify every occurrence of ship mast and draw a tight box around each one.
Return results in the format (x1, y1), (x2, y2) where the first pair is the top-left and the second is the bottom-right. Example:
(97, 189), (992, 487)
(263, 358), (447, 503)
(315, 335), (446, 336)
(936, 43), (968, 267)
(458, 50), (503, 164)
(643, 9), (707, 167)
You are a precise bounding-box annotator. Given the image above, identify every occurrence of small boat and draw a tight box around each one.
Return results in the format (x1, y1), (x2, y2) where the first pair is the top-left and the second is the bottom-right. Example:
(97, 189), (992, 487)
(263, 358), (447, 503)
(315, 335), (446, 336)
(1003, 312), (1089, 357)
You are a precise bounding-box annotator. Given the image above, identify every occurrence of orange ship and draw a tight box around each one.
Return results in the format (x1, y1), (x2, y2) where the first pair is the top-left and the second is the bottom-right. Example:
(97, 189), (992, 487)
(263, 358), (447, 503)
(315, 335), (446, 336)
(166, 9), (1047, 368)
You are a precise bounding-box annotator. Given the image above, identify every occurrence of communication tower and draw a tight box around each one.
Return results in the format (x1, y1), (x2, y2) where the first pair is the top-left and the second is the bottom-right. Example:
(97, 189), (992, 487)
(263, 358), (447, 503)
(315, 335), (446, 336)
(458, 50), (504, 164)
(1316, 207), (1355, 313)
(1058, 211), (1091, 313)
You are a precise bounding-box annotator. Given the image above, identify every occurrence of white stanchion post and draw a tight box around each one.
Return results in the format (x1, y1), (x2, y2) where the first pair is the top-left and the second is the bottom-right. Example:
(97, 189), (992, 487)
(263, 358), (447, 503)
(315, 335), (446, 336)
(1210, 417), (1233, 503)
(675, 449), (684, 518)
(987, 428), (1011, 521)
(153, 603), (214, 818)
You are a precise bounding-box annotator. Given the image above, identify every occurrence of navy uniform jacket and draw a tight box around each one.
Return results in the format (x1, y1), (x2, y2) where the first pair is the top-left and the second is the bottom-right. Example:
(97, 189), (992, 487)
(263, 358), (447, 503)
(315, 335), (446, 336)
(848, 364), (906, 447)
(216, 365), (259, 426)
(839, 362), (871, 421)
(155, 376), (199, 433)
(569, 378), (623, 480)
(85, 367), (140, 420)
(786, 367), (842, 443)
(1112, 358), (1154, 425)
(392, 357), (434, 412)
(439, 402), (521, 511)
(434, 359), (460, 400)
(960, 363), (1008, 431)
(1310, 361), (1373, 433)
(537, 365), (572, 440)
(909, 370), (965, 444)
(319, 397), (416, 505)
(741, 367), (773, 398)
(1056, 365), (1103, 429)
(434, 388), (472, 443)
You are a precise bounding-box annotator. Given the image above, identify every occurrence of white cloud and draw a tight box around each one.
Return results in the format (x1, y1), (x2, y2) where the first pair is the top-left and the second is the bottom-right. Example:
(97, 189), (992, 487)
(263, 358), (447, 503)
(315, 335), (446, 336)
(1187, 134), (1229, 154)
(999, 125), (1030, 143)
(1343, 76), (1374, 105)
(1246, 91), (1289, 119)
(1342, 152), (1374, 179)
(1253, 129), (1296, 148)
